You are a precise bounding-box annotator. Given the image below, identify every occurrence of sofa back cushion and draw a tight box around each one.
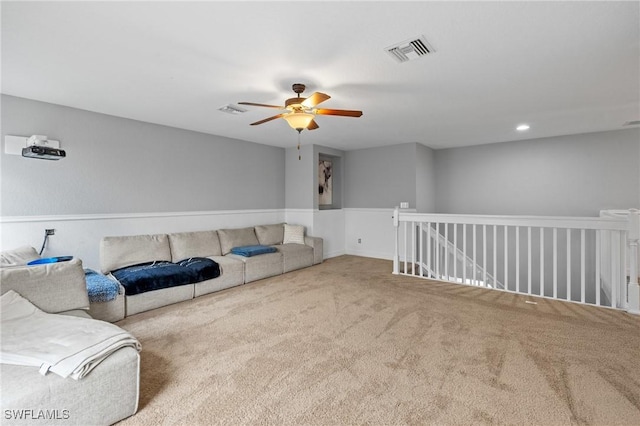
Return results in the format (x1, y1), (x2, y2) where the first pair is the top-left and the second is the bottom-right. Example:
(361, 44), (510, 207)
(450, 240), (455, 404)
(217, 227), (259, 255)
(0, 246), (40, 267)
(0, 258), (90, 313)
(168, 230), (222, 261)
(254, 224), (284, 246)
(101, 234), (171, 274)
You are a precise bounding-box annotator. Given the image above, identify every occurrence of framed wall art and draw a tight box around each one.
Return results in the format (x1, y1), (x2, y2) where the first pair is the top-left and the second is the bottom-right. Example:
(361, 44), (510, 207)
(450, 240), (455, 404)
(318, 159), (333, 206)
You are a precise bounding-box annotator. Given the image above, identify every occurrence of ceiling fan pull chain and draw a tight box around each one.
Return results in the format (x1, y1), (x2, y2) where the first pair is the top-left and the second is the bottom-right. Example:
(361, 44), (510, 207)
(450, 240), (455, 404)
(297, 131), (301, 160)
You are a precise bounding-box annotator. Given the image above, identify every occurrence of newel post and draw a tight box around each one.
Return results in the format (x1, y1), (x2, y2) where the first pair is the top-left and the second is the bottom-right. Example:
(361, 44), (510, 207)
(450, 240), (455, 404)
(627, 209), (640, 315)
(393, 206), (400, 274)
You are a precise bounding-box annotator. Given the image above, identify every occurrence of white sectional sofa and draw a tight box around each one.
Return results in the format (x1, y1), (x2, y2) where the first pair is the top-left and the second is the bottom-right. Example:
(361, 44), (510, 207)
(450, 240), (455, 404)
(100, 223), (323, 317)
(0, 248), (140, 426)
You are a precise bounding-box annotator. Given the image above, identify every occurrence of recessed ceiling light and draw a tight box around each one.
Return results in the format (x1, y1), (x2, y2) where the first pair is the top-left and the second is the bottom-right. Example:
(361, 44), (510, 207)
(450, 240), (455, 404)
(516, 124), (530, 131)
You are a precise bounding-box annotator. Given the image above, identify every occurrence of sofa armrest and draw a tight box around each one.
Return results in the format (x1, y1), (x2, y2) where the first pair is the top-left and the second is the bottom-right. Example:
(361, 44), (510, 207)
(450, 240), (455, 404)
(304, 236), (323, 265)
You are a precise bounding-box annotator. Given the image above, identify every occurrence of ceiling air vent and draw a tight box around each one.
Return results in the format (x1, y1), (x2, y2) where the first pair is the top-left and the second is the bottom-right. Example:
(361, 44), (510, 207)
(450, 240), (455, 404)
(385, 35), (435, 63)
(218, 104), (247, 115)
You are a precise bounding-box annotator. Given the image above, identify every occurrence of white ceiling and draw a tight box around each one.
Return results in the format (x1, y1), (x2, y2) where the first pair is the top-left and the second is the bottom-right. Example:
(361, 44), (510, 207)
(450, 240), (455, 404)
(2, 1), (639, 151)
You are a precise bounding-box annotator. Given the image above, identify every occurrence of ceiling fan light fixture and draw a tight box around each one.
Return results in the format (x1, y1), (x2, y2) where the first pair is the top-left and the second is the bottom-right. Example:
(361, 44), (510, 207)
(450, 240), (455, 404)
(284, 112), (315, 131)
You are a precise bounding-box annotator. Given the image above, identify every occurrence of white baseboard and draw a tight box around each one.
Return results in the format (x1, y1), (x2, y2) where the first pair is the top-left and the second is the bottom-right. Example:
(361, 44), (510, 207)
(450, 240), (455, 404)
(325, 249), (346, 259)
(345, 248), (393, 260)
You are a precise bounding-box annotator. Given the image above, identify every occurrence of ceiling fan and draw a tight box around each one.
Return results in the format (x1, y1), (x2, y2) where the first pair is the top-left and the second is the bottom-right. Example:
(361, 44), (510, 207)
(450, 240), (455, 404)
(239, 83), (363, 133)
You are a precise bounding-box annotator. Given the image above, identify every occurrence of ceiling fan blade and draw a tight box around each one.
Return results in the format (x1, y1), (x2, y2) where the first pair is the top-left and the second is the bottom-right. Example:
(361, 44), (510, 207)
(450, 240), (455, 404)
(301, 92), (330, 108)
(307, 119), (319, 131)
(238, 102), (284, 109)
(250, 113), (286, 125)
(315, 108), (363, 117)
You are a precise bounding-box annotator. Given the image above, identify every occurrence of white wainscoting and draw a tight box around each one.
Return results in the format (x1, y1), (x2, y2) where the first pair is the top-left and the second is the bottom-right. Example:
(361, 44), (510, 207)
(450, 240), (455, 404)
(284, 209), (315, 233)
(1, 208), (406, 271)
(314, 209), (346, 259)
(285, 209), (346, 259)
(0, 210), (285, 270)
(344, 208), (412, 260)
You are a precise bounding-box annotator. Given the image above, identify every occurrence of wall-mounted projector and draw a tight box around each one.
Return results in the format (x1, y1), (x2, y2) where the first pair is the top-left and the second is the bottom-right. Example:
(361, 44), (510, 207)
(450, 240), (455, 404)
(22, 145), (66, 160)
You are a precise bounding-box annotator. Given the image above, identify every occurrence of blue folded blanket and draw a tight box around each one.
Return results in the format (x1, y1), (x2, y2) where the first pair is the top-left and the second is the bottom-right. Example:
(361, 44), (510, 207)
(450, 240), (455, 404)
(230, 245), (277, 257)
(111, 258), (221, 296)
(84, 269), (120, 303)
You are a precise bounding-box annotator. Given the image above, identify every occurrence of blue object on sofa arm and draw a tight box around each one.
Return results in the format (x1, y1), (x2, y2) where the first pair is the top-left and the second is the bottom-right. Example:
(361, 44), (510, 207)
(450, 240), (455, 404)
(84, 269), (120, 303)
(230, 245), (277, 257)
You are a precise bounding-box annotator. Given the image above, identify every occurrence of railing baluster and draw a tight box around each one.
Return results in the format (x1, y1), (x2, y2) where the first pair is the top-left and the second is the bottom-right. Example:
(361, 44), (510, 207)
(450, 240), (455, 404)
(412, 221), (416, 276)
(580, 229), (585, 303)
(620, 230), (627, 310)
(527, 227), (532, 295)
(611, 231), (618, 308)
(419, 222), (424, 277)
(435, 222), (440, 279)
(596, 229), (601, 306)
(453, 224), (458, 282)
(516, 226), (520, 293)
(473, 225), (477, 285)
(540, 228), (544, 297)
(493, 225), (497, 289)
(444, 223), (449, 280)
(427, 222), (431, 278)
(483, 224), (487, 287)
(504, 226), (509, 291)
(553, 228), (558, 299)
(567, 229), (571, 301)
(463, 224), (467, 285)
(403, 221), (407, 275)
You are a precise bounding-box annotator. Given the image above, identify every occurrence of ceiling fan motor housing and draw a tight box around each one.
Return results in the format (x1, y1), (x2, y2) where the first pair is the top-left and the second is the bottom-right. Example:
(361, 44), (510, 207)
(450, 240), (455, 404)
(285, 97), (307, 109)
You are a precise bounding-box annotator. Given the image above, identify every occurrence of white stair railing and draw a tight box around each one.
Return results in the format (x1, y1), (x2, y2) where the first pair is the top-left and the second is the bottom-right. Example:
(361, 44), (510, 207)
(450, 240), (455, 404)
(392, 208), (639, 313)
(417, 223), (503, 289)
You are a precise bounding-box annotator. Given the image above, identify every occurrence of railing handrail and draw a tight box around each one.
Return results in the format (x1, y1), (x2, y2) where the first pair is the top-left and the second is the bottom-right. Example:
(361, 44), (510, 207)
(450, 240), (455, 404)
(398, 212), (629, 231)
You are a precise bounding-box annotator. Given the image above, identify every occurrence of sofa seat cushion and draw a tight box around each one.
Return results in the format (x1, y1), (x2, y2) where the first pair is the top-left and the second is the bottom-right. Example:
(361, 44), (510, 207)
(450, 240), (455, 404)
(274, 244), (315, 273)
(218, 227), (259, 255)
(194, 256), (245, 297)
(1, 346), (140, 426)
(226, 251), (283, 283)
(177, 257), (221, 282)
(112, 259), (219, 296)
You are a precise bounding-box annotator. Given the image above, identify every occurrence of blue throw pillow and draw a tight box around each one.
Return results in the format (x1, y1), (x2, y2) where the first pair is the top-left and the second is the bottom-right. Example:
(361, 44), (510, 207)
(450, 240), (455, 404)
(230, 245), (277, 257)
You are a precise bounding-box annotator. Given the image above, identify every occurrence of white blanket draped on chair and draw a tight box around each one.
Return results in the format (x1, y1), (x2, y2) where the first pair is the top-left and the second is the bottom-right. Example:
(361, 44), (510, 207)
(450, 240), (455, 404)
(1, 290), (140, 380)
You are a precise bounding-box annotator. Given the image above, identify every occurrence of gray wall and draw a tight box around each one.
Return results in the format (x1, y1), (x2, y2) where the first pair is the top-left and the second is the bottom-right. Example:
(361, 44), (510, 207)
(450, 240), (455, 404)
(344, 143), (419, 209)
(434, 128), (640, 216)
(1, 95), (285, 216)
(285, 144), (314, 209)
(415, 143), (436, 213)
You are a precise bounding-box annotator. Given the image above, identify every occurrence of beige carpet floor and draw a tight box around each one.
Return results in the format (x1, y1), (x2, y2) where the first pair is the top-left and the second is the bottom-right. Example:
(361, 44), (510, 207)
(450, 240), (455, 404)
(116, 255), (640, 425)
